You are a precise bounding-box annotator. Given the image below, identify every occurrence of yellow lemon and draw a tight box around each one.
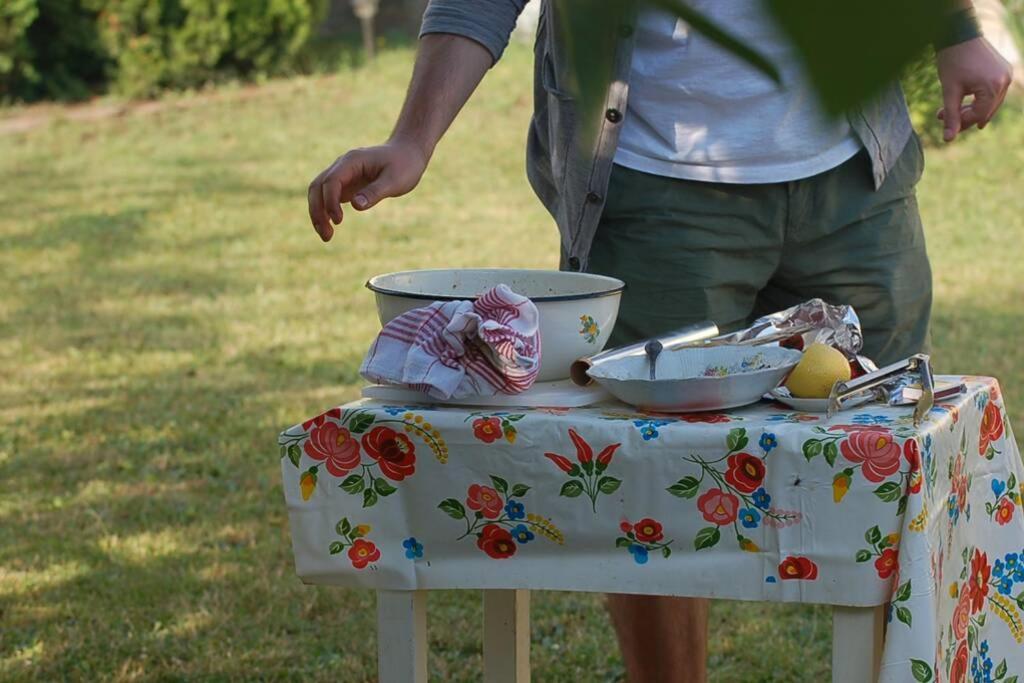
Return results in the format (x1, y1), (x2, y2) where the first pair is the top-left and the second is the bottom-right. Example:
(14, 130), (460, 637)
(785, 343), (852, 398)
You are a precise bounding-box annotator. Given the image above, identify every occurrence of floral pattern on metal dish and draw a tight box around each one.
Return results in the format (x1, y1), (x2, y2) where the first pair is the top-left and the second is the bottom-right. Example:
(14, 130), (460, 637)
(579, 315), (599, 344)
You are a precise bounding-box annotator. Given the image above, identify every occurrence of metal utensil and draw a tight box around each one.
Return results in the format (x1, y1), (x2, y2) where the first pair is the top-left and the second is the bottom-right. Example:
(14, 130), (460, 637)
(645, 340), (663, 380)
(826, 354), (935, 425)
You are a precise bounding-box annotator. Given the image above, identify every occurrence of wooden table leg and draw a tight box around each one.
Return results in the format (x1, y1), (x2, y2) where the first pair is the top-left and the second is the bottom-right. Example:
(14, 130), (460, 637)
(377, 590), (428, 683)
(483, 589), (530, 683)
(832, 605), (885, 683)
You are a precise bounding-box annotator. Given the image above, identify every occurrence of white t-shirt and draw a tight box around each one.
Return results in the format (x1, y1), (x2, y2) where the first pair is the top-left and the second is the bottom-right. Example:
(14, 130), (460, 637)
(614, 4), (862, 184)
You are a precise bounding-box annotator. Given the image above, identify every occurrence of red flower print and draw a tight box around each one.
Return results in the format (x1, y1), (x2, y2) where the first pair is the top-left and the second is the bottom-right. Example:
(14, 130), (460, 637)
(778, 556), (818, 580)
(874, 548), (898, 579)
(967, 549), (990, 613)
(951, 589), (970, 641)
(362, 426), (416, 481)
(903, 438), (921, 472)
(979, 401), (1004, 455)
(829, 424), (886, 433)
(302, 407), (342, 430)
(466, 484), (503, 519)
(995, 498), (1015, 525)
(950, 640), (968, 683)
(633, 518), (664, 543)
(473, 417), (504, 444)
(724, 453), (766, 493)
(304, 422), (361, 477)
(477, 524), (517, 559)
(680, 413), (730, 423)
(569, 428), (593, 463)
(697, 488), (739, 525)
(619, 520), (633, 533)
(596, 442), (621, 467)
(348, 539), (380, 569)
(544, 452), (575, 474)
(839, 430), (901, 483)
(903, 439), (922, 494)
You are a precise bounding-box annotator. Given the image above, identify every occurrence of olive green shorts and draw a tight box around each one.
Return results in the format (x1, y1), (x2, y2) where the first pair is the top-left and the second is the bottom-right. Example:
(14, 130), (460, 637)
(588, 135), (931, 365)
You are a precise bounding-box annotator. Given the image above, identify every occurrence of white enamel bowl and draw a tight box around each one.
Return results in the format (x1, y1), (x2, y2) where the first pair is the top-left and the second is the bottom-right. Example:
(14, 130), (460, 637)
(587, 345), (803, 412)
(367, 269), (624, 382)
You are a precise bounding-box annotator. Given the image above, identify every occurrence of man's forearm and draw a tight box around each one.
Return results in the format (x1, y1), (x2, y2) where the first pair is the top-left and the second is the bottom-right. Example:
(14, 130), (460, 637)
(389, 34), (494, 160)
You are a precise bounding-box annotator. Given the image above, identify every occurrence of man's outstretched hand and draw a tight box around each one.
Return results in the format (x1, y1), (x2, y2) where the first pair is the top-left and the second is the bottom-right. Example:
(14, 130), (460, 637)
(936, 37), (1013, 142)
(307, 140), (429, 242)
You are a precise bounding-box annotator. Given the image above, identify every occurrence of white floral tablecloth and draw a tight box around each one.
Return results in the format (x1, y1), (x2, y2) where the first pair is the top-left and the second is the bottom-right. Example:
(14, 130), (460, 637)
(280, 375), (1023, 683)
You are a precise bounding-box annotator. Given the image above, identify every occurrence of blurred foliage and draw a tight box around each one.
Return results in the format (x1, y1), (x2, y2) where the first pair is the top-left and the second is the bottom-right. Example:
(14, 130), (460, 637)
(0, 0), (317, 101)
(556, 0), (959, 139)
(902, 49), (946, 146)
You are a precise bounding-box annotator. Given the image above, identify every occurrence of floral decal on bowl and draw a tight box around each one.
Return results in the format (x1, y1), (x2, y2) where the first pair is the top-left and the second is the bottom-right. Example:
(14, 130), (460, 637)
(702, 352), (772, 377)
(579, 314), (599, 344)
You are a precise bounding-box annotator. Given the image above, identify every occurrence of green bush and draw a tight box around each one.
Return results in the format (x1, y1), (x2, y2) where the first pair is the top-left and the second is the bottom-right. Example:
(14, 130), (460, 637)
(901, 50), (946, 147)
(0, 0), (315, 102)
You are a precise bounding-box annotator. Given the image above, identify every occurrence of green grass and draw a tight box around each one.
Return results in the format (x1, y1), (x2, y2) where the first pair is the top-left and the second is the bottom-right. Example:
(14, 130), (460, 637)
(1, 44), (1022, 681)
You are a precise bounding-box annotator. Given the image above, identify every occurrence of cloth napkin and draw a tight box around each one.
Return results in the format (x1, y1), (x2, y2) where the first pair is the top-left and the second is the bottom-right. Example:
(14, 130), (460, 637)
(360, 284), (542, 399)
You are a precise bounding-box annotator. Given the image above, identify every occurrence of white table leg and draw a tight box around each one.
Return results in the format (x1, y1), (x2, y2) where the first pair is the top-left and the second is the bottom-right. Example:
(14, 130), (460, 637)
(832, 605), (885, 683)
(377, 590), (428, 683)
(483, 589), (530, 683)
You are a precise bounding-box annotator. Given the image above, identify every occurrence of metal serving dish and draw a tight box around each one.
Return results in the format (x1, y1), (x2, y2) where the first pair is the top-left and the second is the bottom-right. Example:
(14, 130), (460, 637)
(586, 345), (802, 412)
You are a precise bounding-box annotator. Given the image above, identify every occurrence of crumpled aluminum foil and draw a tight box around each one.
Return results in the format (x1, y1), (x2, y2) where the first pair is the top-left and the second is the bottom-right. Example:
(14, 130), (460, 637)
(710, 298), (865, 358)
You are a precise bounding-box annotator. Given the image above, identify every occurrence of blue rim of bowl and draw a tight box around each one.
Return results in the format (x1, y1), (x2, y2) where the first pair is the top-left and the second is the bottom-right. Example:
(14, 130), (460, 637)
(366, 269), (626, 303)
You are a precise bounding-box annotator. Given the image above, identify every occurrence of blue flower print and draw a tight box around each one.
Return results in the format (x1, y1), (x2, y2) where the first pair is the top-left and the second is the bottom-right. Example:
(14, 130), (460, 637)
(765, 576), (777, 583)
(383, 406), (406, 415)
(980, 640), (989, 657)
(402, 537), (424, 560)
(511, 524), (534, 544)
(628, 543), (649, 565)
(852, 413), (893, 425)
(505, 499), (525, 520)
(992, 479), (1007, 497)
(759, 432), (778, 453)
(752, 488), (771, 511)
(633, 419), (669, 440)
(997, 576), (1013, 596)
(739, 507), (761, 529)
(993, 559), (1005, 578)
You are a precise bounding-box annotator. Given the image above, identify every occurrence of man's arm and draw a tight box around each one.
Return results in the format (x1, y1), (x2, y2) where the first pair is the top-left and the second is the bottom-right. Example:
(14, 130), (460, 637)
(307, 34), (492, 242)
(935, 1), (1013, 142)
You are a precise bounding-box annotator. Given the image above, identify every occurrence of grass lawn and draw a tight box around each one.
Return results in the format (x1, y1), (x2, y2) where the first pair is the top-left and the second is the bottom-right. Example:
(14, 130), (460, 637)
(1, 44), (1022, 681)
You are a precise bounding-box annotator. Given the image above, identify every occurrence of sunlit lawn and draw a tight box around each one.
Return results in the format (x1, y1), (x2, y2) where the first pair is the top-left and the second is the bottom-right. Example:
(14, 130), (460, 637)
(1, 44), (1022, 681)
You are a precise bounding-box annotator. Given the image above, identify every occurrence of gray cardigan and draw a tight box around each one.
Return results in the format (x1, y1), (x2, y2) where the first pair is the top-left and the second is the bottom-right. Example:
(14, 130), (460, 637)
(420, 0), (914, 271)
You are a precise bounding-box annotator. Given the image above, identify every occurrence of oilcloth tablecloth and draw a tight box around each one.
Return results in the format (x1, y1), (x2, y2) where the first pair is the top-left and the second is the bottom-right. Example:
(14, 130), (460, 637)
(279, 376), (1024, 683)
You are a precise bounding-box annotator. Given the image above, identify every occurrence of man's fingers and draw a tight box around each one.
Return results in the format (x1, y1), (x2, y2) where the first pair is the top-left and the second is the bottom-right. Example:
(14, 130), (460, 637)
(307, 180), (334, 242)
(941, 84), (964, 142)
(352, 174), (395, 211)
(322, 176), (344, 225)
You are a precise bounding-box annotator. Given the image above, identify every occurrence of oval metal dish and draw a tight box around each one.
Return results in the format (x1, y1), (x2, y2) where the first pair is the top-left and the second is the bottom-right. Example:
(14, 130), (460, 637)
(587, 345), (802, 412)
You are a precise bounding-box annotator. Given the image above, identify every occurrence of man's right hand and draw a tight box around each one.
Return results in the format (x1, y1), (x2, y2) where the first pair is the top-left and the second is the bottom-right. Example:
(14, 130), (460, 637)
(307, 139), (429, 242)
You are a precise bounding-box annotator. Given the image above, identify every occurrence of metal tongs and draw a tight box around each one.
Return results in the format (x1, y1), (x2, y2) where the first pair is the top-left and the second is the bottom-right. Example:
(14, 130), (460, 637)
(826, 354), (934, 425)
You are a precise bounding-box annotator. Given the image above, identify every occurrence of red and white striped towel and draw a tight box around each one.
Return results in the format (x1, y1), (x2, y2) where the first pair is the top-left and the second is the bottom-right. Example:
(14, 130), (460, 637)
(360, 284), (542, 399)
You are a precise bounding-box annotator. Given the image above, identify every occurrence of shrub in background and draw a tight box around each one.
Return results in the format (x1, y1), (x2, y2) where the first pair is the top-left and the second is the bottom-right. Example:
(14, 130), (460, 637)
(91, 0), (313, 98)
(0, 0), (314, 102)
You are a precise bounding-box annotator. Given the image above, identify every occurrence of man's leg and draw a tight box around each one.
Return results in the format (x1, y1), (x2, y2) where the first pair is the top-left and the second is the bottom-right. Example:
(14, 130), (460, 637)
(587, 164), (784, 683)
(606, 593), (709, 683)
(757, 136), (931, 365)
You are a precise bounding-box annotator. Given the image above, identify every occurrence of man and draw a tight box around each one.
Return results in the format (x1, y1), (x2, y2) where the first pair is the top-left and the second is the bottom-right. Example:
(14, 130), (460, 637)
(307, 1), (1012, 680)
